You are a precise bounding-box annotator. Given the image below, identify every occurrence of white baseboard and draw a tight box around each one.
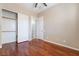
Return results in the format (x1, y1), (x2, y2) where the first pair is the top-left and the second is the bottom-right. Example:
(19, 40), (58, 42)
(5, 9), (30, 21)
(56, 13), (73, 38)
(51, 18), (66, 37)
(18, 40), (32, 43)
(41, 39), (79, 51)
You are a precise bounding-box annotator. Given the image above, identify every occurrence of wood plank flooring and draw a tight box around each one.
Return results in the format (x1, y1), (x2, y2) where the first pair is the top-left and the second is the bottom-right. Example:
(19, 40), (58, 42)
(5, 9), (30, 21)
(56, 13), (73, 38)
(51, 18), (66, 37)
(0, 39), (79, 56)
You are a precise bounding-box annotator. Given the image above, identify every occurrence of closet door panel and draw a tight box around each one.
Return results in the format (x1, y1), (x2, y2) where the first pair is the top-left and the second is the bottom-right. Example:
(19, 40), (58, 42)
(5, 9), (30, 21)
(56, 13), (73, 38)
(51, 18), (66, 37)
(1, 18), (16, 44)
(2, 32), (16, 44)
(18, 13), (29, 43)
(1, 9), (17, 44)
(1, 18), (16, 31)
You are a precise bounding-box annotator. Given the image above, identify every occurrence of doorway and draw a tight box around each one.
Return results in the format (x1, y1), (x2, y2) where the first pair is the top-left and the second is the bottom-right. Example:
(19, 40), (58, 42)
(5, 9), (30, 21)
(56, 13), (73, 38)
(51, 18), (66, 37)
(30, 16), (44, 39)
(1, 9), (17, 44)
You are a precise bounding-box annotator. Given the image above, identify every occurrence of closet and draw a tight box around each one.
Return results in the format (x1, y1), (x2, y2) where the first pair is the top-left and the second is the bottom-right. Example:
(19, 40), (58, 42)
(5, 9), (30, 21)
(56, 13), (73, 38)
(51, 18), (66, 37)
(1, 9), (17, 44)
(1, 9), (30, 44)
(0, 9), (44, 47)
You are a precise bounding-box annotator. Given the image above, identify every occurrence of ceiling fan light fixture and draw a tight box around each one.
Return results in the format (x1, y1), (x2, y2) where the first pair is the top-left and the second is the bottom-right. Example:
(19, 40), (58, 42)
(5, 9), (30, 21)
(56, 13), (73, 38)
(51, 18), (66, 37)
(34, 3), (47, 8)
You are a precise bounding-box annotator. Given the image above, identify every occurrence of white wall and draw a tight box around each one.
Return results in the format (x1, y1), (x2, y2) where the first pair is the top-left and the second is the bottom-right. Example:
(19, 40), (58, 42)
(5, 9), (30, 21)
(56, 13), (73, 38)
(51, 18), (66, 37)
(38, 4), (79, 49)
(0, 4), (2, 48)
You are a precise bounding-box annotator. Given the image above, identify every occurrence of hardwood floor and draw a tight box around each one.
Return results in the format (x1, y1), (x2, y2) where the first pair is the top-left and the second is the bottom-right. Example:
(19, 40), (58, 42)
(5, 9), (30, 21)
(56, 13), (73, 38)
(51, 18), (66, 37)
(0, 39), (79, 56)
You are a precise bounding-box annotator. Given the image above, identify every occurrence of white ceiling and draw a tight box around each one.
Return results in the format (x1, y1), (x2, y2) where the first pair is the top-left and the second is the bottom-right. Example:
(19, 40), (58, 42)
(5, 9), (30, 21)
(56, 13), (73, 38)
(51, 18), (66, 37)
(18, 3), (57, 14)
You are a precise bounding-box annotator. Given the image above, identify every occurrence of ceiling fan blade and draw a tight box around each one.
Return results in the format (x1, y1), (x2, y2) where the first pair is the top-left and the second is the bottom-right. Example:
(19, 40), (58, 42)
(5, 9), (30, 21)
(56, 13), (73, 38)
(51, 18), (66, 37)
(35, 3), (38, 7)
(43, 3), (47, 6)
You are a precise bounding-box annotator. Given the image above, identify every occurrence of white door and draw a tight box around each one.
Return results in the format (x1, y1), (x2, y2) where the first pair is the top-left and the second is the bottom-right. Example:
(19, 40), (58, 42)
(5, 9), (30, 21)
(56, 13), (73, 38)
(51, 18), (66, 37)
(18, 13), (29, 43)
(1, 18), (16, 44)
(36, 16), (44, 39)
(31, 16), (37, 39)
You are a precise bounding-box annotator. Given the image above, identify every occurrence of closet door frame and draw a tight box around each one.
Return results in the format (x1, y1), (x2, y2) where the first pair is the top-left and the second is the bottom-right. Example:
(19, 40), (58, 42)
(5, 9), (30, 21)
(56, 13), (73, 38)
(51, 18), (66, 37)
(2, 9), (18, 45)
(16, 13), (18, 44)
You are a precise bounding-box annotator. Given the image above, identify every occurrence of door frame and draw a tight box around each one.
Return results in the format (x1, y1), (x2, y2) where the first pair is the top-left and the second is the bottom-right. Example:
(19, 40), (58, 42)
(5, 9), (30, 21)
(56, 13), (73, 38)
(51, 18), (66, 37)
(2, 9), (18, 45)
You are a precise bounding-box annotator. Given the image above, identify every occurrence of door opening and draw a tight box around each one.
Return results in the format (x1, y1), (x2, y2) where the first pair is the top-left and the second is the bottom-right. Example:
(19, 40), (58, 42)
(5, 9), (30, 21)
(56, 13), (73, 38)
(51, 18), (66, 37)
(1, 9), (17, 45)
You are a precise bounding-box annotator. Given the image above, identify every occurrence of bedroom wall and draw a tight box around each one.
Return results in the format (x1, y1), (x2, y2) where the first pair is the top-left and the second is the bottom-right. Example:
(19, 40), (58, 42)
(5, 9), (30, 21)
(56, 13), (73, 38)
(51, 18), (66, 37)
(0, 4), (2, 48)
(38, 4), (79, 49)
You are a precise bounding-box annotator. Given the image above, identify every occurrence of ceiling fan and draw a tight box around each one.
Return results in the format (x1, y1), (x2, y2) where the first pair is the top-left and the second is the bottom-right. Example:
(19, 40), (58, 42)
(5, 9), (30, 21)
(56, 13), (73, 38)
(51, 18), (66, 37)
(34, 3), (47, 8)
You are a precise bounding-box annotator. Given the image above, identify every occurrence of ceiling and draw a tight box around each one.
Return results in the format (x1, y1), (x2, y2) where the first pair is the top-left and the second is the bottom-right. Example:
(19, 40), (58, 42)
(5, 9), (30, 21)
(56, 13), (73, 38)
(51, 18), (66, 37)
(18, 3), (57, 14)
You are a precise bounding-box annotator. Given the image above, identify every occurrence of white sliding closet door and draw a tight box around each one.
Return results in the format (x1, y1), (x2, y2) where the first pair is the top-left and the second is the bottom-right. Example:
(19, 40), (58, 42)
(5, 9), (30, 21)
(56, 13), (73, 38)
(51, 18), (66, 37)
(1, 18), (16, 44)
(18, 13), (29, 43)
(1, 9), (17, 44)
(36, 16), (44, 39)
